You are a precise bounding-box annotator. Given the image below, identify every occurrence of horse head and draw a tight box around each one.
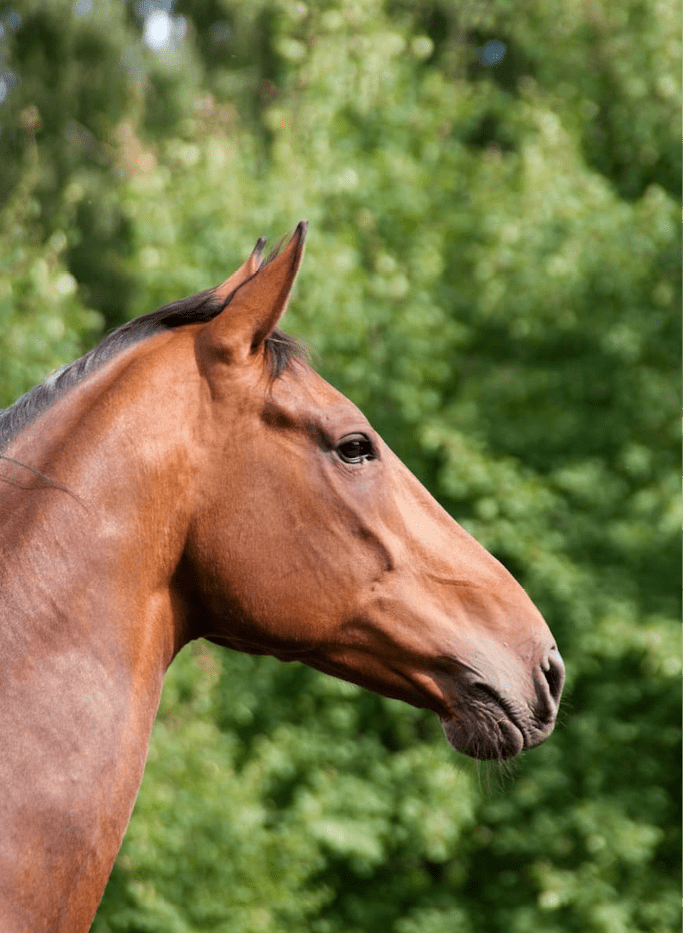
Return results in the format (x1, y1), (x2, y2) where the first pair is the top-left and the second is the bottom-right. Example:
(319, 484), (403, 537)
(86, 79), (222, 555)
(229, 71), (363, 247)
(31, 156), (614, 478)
(184, 223), (564, 760)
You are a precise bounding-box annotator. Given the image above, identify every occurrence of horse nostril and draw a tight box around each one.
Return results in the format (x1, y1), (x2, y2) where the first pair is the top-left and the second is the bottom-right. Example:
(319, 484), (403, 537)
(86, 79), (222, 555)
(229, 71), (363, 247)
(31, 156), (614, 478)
(542, 647), (565, 704)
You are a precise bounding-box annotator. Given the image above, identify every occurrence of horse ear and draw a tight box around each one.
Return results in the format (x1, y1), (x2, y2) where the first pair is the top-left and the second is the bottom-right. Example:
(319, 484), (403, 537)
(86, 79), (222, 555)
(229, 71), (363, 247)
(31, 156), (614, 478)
(214, 236), (267, 304)
(205, 221), (307, 360)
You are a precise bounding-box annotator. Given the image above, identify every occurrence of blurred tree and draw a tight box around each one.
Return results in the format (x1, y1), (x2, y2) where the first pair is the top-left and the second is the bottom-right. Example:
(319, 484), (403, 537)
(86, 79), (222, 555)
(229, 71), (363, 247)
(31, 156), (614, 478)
(0, 0), (140, 324)
(0, 0), (679, 931)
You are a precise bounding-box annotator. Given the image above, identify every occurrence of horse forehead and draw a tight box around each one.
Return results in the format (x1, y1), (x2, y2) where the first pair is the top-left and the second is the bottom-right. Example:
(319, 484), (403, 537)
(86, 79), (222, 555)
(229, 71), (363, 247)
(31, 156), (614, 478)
(270, 362), (368, 426)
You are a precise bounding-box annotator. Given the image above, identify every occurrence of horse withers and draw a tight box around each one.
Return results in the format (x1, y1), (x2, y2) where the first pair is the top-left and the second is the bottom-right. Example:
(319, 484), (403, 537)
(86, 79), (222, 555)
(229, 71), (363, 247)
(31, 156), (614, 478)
(0, 223), (564, 932)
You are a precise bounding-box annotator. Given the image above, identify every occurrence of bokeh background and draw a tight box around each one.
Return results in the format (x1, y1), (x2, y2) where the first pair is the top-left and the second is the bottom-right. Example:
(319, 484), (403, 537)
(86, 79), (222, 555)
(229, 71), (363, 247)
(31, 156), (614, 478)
(0, 2), (680, 931)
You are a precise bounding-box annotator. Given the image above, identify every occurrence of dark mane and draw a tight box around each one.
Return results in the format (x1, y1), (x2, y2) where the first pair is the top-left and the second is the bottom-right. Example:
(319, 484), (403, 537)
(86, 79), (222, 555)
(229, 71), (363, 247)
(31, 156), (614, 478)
(0, 287), (307, 452)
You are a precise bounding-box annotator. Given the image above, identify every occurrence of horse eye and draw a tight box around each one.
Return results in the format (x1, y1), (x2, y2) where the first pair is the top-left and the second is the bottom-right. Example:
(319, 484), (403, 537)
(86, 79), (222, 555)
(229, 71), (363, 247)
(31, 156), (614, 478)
(336, 436), (376, 464)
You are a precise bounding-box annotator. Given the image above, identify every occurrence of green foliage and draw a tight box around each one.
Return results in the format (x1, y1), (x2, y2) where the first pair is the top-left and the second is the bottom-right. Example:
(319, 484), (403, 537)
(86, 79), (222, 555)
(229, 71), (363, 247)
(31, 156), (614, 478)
(0, 0), (679, 931)
(0, 160), (102, 404)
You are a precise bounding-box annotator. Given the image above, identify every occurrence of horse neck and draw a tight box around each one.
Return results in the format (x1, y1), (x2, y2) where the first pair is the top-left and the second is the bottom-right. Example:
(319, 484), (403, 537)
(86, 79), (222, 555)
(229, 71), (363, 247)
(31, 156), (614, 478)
(0, 338), (198, 931)
(1, 338), (196, 671)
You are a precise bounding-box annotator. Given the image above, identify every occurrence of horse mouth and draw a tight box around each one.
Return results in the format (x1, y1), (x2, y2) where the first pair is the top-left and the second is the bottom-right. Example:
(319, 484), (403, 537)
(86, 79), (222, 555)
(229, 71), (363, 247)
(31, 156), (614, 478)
(440, 684), (529, 761)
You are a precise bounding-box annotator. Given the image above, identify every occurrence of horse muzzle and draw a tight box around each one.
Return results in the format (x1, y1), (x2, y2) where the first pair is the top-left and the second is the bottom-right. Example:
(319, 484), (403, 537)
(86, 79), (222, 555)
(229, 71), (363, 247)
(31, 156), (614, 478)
(438, 646), (565, 760)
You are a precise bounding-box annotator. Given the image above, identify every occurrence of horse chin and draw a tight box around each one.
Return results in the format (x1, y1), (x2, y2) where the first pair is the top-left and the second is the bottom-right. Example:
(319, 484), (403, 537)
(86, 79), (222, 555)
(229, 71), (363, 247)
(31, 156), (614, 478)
(440, 713), (525, 761)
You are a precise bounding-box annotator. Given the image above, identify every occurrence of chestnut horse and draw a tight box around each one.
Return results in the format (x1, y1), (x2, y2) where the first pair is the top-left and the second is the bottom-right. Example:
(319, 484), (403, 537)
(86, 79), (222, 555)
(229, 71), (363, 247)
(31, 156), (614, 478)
(0, 223), (563, 932)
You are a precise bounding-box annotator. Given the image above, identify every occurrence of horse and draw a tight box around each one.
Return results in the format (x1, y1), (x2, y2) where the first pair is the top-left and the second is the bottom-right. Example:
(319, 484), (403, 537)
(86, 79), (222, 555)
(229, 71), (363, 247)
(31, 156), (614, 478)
(0, 223), (564, 932)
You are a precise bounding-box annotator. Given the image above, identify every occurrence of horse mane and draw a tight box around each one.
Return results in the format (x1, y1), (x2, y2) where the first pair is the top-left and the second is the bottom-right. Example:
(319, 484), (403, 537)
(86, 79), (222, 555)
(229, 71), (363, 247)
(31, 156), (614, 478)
(0, 284), (307, 452)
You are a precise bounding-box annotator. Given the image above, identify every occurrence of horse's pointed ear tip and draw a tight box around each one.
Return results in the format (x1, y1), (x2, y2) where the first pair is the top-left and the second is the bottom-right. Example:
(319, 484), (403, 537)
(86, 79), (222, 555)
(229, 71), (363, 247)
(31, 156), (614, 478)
(250, 236), (267, 264)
